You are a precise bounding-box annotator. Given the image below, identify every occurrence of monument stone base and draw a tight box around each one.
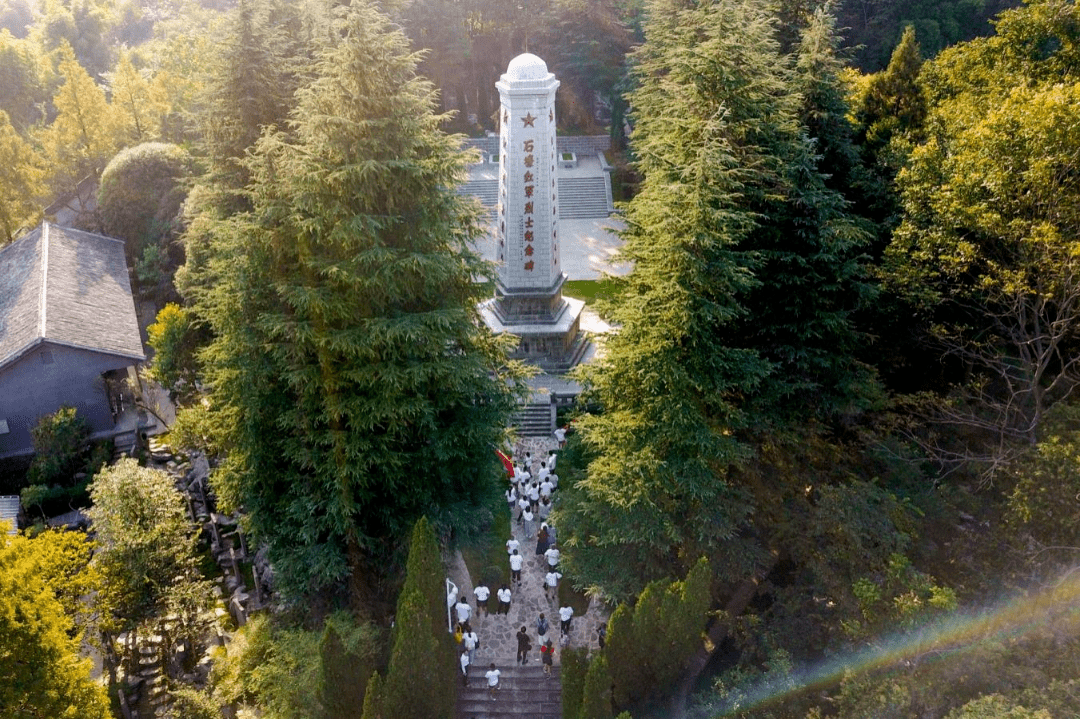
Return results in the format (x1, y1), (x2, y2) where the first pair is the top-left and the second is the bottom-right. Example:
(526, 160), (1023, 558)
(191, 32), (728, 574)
(480, 295), (590, 373)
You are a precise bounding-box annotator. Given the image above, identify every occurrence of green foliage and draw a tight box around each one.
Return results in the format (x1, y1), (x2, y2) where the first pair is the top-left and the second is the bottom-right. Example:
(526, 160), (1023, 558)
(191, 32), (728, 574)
(563, 0), (879, 602)
(383, 587), (453, 719)
(194, 0), (524, 604)
(109, 51), (170, 143)
(98, 141), (191, 265)
(606, 559), (711, 710)
(841, 553), (955, 641)
(319, 612), (383, 719)
(20, 476), (91, 520)
(210, 613), (323, 719)
(883, 0), (1080, 469)
(0, 28), (49, 132)
(360, 671), (383, 719)
(945, 695), (1050, 719)
(1005, 405), (1080, 558)
(561, 646), (590, 719)
(88, 458), (212, 643)
(40, 40), (121, 197)
(0, 108), (44, 243)
(377, 516), (456, 718)
(854, 26), (927, 157)
(403, 516), (449, 633)
(164, 687), (221, 719)
(147, 302), (208, 404)
(579, 652), (613, 719)
(0, 531), (109, 719)
(27, 405), (90, 486)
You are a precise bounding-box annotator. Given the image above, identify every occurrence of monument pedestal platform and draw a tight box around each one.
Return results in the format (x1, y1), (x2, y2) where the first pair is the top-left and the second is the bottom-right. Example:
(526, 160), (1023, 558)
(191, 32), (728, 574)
(480, 296), (589, 373)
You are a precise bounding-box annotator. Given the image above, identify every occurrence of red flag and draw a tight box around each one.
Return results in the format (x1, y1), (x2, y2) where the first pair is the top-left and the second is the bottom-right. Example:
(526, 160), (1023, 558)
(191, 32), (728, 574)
(495, 449), (514, 477)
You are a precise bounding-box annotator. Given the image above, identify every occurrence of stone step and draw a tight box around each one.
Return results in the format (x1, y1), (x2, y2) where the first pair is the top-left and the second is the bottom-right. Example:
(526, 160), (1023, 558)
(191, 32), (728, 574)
(511, 403), (552, 436)
(458, 664), (561, 719)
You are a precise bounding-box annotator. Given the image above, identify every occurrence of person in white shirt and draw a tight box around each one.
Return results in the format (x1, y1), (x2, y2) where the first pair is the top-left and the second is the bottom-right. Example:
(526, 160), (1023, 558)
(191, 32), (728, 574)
(506, 537), (520, 555)
(548, 450), (557, 471)
(539, 478), (553, 500)
(522, 507), (535, 539)
(554, 426), (566, 446)
(549, 472), (558, 490)
(538, 497), (552, 521)
(474, 583), (491, 615)
(509, 549), (524, 583)
(497, 584), (511, 614)
(545, 570), (562, 601)
(506, 485), (517, 512)
(544, 544), (560, 569)
(538, 462), (550, 482)
(463, 626), (479, 663)
(486, 663), (501, 699)
(517, 495), (530, 522)
(528, 482), (541, 509)
(559, 605), (574, 634)
(460, 649), (470, 686)
(455, 598), (472, 625)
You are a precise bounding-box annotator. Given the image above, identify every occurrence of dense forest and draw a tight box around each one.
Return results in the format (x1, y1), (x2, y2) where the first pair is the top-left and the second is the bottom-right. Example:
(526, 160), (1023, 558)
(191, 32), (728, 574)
(5, 0), (1080, 718)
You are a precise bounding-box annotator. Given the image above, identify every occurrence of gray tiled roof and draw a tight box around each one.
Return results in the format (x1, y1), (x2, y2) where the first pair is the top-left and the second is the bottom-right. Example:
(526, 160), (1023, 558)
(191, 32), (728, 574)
(0, 495), (19, 535)
(0, 222), (145, 370)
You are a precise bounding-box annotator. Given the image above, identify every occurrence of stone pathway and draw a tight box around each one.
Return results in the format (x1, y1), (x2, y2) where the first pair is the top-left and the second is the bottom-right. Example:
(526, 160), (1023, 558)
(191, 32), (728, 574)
(448, 435), (607, 670)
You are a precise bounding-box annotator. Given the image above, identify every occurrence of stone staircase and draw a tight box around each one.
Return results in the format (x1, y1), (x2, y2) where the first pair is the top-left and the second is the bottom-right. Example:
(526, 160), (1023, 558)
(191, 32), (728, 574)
(458, 663), (561, 719)
(557, 176), (611, 219)
(458, 176), (612, 220)
(512, 402), (554, 437)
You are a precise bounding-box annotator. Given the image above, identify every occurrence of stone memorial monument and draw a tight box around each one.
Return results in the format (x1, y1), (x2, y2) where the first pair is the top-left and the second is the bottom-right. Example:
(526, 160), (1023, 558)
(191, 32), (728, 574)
(480, 53), (587, 371)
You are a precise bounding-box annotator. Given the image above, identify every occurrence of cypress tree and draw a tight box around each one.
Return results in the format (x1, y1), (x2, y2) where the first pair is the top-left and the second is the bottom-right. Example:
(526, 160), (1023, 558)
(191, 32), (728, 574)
(578, 653), (614, 719)
(382, 587), (450, 719)
(360, 671), (383, 719)
(606, 604), (639, 708)
(319, 622), (368, 719)
(402, 517), (446, 635)
(196, 0), (524, 606)
(561, 646), (590, 719)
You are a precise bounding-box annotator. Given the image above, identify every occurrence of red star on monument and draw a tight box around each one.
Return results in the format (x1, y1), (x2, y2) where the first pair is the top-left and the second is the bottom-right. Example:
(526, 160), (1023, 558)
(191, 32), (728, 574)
(521, 112), (536, 128)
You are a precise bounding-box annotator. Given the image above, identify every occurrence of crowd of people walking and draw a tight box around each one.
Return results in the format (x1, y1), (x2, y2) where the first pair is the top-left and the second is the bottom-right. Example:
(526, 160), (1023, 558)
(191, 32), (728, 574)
(455, 445), (580, 695)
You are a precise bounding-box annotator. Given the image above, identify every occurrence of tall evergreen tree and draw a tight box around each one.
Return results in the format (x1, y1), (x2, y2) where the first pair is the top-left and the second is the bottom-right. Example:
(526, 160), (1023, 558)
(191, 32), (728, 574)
(197, 0), (523, 607)
(382, 587), (453, 719)
(560, 0), (878, 601)
(0, 109), (44, 243)
(578, 653), (613, 719)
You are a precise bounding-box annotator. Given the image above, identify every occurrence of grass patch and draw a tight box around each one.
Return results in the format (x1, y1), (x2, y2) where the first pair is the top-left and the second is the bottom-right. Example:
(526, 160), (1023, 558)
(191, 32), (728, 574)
(562, 278), (621, 306)
(558, 579), (591, 616)
(460, 500), (512, 593)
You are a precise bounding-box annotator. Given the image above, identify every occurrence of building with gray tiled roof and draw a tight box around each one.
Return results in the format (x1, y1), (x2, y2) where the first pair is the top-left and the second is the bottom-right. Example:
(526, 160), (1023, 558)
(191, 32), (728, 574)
(0, 222), (146, 458)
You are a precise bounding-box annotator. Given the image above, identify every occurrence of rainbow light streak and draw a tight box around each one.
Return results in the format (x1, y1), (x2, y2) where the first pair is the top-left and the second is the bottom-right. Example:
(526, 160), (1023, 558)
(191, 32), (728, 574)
(712, 569), (1080, 716)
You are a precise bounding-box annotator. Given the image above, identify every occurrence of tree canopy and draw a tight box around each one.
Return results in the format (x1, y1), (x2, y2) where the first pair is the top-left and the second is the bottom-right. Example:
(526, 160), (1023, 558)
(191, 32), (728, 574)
(192, 0), (523, 606)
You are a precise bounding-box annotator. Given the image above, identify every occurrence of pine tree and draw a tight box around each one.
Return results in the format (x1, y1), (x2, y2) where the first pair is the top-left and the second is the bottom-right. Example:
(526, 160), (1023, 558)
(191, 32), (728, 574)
(561, 0), (878, 603)
(197, 0), (523, 608)
(854, 25), (926, 158)
(0, 108), (44, 243)
(579, 653), (614, 719)
(110, 52), (169, 143)
(40, 41), (121, 201)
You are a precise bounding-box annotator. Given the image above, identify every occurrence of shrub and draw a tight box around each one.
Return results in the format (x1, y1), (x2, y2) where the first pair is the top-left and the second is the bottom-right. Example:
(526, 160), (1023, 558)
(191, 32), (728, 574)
(27, 406), (89, 486)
